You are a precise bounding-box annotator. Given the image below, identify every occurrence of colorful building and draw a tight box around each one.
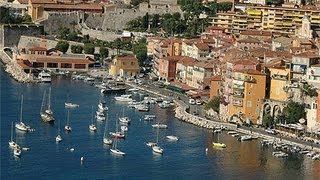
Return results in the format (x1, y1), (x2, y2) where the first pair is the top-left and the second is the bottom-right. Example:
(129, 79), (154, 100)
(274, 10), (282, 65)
(175, 56), (197, 83)
(210, 75), (222, 99)
(108, 56), (139, 77)
(158, 56), (181, 81)
(228, 69), (266, 124)
(268, 66), (291, 102)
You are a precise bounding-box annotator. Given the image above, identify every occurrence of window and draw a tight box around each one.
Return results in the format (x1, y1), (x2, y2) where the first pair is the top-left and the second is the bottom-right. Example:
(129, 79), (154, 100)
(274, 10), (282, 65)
(247, 101), (252, 107)
(276, 88), (280, 95)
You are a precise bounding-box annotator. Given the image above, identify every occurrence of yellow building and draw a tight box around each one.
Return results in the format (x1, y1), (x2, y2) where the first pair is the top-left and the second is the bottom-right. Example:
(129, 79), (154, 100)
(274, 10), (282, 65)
(268, 67), (291, 102)
(109, 56), (139, 77)
(229, 69), (266, 124)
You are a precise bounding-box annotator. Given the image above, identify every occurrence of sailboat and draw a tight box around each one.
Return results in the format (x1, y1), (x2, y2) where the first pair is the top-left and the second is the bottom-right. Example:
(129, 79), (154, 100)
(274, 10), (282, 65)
(152, 125), (164, 154)
(89, 106), (97, 132)
(98, 101), (108, 111)
(56, 116), (62, 142)
(110, 137), (125, 156)
(212, 132), (226, 148)
(64, 109), (72, 132)
(40, 88), (55, 123)
(15, 94), (32, 132)
(13, 148), (22, 157)
(103, 113), (112, 145)
(110, 114), (125, 139)
(119, 107), (130, 125)
(65, 94), (79, 108)
(9, 121), (20, 149)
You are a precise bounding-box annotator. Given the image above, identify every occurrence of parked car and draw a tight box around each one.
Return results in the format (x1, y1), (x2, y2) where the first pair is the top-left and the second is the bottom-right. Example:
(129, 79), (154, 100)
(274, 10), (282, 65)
(189, 98), (196, 105)
(265, 129), (277, 135)
(196, 99), (202, 105)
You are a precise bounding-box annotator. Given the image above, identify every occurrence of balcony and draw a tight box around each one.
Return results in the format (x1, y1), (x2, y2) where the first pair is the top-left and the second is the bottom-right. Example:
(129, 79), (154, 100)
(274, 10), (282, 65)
(245, 76), (256, 83)
(232, 99), (243, 107)
(272, 74), (288, 80)
(233, 84), (244, 90)
(233, 91), (244, 98)
(291, 68), (306, 74)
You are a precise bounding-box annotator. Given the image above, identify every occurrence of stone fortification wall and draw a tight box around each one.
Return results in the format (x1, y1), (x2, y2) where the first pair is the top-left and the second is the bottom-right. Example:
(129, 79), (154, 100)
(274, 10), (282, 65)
(101, 3), (182, 31)
(40, 12), (78, 35)
(84, 13), (105, 30)
(0, 24), (44, 49)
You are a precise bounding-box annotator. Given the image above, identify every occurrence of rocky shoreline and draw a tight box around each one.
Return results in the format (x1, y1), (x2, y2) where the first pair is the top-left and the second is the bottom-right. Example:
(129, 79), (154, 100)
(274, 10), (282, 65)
(3, 63), (37, 83)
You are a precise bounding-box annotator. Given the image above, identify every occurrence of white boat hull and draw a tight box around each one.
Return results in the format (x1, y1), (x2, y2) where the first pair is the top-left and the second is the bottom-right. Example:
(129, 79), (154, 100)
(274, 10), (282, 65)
(152, 145), (163, 154)
(103, 138), (113, 145)
(110, 148), (125, 156)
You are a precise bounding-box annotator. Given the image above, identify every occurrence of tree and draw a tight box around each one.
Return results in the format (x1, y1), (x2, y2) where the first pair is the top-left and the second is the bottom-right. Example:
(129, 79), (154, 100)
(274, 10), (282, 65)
(70, 45), (83, 54)
(55, 41), (69, 53)
(217, 2), (233, 12)
(82, 34), (90, 43)
(205, 96), (220, 112)
(302, 84), (318, 97)
(57, 27), (70, 39)
(99, 47), (109, 59)
(133, 38), (147, 66)
(151, 14), (160, 29)
(67, 31), (78, 41)
(282, 101), (305, 124)
(266, 0), (284, 6)
(84, 43), (95, 54)
(142, 13), (149, 29)
(262, 114), (274, 128)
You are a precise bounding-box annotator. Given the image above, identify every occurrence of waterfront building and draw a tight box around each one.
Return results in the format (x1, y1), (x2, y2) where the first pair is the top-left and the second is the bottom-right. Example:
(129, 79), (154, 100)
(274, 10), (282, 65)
(13, 47), (94, 72)
(175, 56), (197, 83)
(108, 56), (139, 77)
(157, 56), (181, 82)
(228, 69), (266, 124)
(190, 61), (214, 90)
(181, 39), (211, 60)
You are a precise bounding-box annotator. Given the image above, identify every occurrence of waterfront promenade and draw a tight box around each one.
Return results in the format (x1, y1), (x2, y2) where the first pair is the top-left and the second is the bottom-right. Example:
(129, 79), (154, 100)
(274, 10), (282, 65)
(125, 81), (320, 152)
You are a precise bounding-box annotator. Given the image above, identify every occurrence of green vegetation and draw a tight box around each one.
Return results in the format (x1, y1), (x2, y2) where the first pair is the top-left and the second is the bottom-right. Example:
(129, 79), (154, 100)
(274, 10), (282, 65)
(84, 43), (95, 54)
(133, 38), (147, 66)
(0, 7), (32, 24)
(262, 114), (274, 128)
(55, 41), (69, 53)
(99, 47), (109, 59)
(266, 0), (284, 6)
(302, 83), (318, 97)
(130, 0), (148, 6)
(217, 2), (233, 12)
(279, 101), (305, 124)
(70, 45), (83, 54)
(205, 96), (220, 112)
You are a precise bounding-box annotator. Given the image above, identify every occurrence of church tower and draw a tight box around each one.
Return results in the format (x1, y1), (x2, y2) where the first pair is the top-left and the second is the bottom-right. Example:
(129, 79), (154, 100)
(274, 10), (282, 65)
(297, 15), (313, 39)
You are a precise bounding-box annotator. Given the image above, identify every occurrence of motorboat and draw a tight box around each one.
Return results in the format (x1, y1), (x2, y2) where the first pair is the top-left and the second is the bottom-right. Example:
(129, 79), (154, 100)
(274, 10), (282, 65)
(158, 101), (170, 108)
(146, 142), (157, 147)
(121, 125), (128, 132)
(213, 129), (222, 133)
(119, 117), (131, 125)
(103, 113), (113, 145)
(96, 110), (105, 117)
(13, 148), (22, 157)
(128, 88), (140, 92)
(110, 132), (125, 139)
(103, 138), (113, 145)
(110, 148), (125, 156)
(212, 142), (226, 148)
(239, 135), (253, 141)
(38, 71), (51, 83)
(84, 77), (95, 82)
(96, 115), (106, 121)
(114, 94), (133, 102)
(9, 122), (20, 149)
(152, 144), (164, 154)
(101, 86), (126, 93)
(166, 135), (179, 141)
(272, 151), (288, 158)
(227, 131), (238, 135)
(64, 125), (72, 132)
(56, 135), (62, 142)
(65, 102), (79, 108)
(144, 115), (156, 121)
(152, 124), (168, 129)
(98, 102), (108, 111)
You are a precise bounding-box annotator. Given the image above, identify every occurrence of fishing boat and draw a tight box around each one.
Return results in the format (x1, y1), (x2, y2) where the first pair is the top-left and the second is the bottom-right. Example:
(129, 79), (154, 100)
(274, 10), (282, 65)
(110, 137), (125, 156)
(64, 110), (72, 132)
(9, 122), (20, 149)
(166, 135), (179, 141)
(152, 123), (168, 129)
(40, 88), (55, 123)
(152, 125), (163, 154)
(212, 132), (226, 148)
(103, 113), (113, 145)
(15, 95), (33, 132)
(38, 70), (51, 83)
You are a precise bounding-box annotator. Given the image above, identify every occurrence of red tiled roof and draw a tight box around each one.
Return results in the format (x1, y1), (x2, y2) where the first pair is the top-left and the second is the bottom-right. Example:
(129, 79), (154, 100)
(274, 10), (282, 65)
(233, 59), (259, 66)
(294, 52), (320, 59)
(237, 38), (260, 44)
(195, 43), (210, 50)
(211, 75), (221, 81)
(194, 61), (213, 69)
(162, 56), (183, 62)
(30, 0), (56, 4)
(116, 56), (138, 62)
(36, 56), (94, 64)
(17, 61), (31, 69)
(240, 30), (272, 37)
(237, 69), (265, 75)
(177, 56), (197, 66)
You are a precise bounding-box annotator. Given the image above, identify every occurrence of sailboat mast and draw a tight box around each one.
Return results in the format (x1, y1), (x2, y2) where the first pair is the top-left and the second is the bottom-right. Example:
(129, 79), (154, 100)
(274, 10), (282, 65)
(67, 110), (70, 125)
(40, 90), (46, 113)
(11, 121), (13, 141)
(48, 87), (51, 110)
(20, 94), (23, 123)
(156, 126), (159, 144)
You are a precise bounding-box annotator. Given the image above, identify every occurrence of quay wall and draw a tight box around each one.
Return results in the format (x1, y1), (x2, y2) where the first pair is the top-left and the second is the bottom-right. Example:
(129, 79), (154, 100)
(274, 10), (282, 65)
(0, 24), (44, 49)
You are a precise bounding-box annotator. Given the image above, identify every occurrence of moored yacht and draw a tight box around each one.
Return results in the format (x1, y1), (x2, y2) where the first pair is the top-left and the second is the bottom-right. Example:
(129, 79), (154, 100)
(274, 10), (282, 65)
(114, 94), (133, 102)
(38, 71), (51, 83)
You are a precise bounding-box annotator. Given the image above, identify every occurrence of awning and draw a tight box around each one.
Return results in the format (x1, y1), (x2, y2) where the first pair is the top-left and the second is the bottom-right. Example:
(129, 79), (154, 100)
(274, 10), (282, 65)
(233, 80), (244, 86)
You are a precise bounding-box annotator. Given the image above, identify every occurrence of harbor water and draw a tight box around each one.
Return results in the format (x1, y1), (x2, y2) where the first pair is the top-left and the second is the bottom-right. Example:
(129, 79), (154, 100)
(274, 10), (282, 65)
(1, 66), (319, 179)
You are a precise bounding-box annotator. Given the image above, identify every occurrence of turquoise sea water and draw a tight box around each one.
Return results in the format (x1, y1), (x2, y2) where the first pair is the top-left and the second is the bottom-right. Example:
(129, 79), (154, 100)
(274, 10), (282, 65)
(1, 66), (319, 179)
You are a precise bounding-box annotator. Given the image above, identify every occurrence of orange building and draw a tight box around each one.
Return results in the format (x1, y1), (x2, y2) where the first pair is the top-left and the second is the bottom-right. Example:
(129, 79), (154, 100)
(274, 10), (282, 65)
(158, 56), (182, 81)
(228, 69), (266, 124)
(210, 75), (222, 99)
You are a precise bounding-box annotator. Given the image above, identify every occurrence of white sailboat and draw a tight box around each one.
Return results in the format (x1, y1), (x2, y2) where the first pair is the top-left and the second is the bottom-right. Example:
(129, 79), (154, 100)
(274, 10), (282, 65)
(152, 125), (163, 154)
(65, 94), (79, 108)
(15, 95), (32, 132)
(40, 88), (55, 123)
(89, 106), (97, 132)
(119, 107), (130, 125)
(98, 101), (108, 111)
(110, 114), (125, 138)
(13, 148), (22, 157)
(103, 113), (113, 145)
(56, 116), (62, 142)
(110, 136), (125, 156)
(9, 122), (20, 149)
(64, 110), (72, 132)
